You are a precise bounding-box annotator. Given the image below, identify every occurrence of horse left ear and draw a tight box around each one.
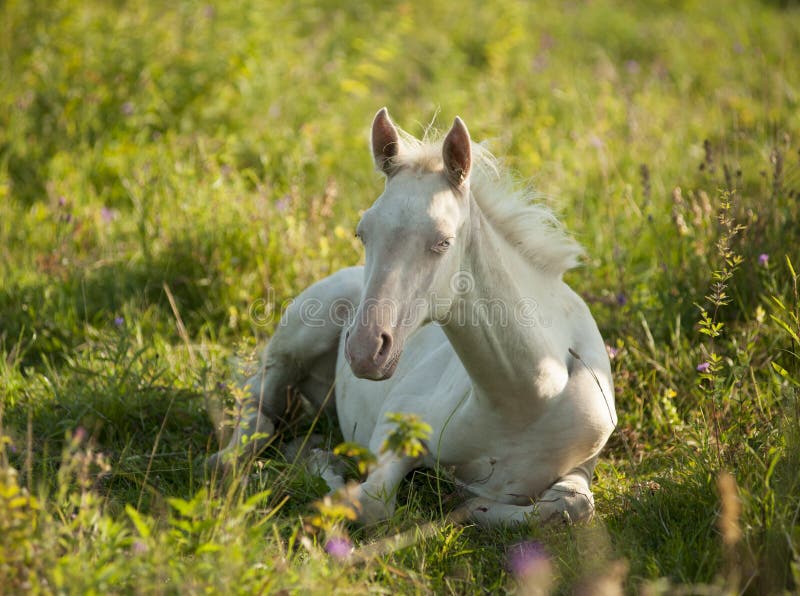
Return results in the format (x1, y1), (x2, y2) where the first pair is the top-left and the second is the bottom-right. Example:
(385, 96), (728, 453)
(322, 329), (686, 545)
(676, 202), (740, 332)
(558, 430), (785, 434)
(442, 116), (471, 188)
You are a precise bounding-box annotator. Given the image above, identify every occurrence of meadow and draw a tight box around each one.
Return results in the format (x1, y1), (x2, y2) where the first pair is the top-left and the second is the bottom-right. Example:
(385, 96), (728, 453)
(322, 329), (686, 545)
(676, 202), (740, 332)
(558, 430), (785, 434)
(1, 0), (799, 593)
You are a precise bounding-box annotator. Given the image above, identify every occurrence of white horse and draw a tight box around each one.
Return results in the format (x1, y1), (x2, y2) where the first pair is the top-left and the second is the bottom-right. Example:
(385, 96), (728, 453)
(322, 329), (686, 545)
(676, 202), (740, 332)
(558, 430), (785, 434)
(208, 108), (616, 526)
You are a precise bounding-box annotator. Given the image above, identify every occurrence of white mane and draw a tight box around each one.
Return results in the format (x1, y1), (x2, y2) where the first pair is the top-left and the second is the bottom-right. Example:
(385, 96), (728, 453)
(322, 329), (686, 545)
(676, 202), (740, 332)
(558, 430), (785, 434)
(389, 128), (583, 275)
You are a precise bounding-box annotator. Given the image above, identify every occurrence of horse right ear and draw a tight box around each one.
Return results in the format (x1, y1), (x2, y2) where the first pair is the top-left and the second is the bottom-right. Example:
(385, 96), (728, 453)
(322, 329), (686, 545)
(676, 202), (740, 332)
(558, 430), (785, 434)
(371, 107), (400, 176)
(442, 116), (471, 189)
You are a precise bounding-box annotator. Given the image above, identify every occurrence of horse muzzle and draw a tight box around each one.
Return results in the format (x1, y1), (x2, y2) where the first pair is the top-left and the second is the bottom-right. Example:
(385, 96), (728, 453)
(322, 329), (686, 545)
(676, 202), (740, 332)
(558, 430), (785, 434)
(345, 327), (400, 380)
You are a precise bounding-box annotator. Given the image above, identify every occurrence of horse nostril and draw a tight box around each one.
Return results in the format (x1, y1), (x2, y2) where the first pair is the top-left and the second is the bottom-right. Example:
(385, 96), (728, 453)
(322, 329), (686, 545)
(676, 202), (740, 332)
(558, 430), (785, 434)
(378, 332), (392, 358)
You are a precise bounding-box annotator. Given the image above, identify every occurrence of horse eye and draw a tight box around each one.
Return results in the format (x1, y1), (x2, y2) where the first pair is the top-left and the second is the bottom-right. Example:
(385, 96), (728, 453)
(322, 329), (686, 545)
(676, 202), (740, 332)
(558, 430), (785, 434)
(435, 238), (452, 251)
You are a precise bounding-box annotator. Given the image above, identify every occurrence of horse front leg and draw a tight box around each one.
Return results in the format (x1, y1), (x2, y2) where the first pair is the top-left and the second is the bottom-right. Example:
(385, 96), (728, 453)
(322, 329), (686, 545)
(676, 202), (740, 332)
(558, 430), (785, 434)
(465, 458), (597, 527)
(532, 458), (596, 524)
(342, 450), (418, 525)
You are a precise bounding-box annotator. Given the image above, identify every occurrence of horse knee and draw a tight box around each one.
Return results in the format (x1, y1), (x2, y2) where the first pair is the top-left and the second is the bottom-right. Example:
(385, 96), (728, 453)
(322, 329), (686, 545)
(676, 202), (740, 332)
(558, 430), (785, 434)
(347, 483), (397, 525)
(303, 446), (347, 492)
(339, 452), (416, 525)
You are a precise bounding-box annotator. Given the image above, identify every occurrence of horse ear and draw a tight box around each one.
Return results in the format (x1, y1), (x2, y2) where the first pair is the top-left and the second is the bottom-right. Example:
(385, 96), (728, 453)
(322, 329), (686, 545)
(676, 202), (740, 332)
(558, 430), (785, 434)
(371, 107), (400, 176)
(442, 116), (471, 188)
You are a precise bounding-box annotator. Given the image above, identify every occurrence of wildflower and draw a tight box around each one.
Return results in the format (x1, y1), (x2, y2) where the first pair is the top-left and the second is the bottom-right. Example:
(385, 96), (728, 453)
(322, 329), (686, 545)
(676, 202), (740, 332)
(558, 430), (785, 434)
(101, 206), (117, 223)
(275, 196), (291, 212)
(696, 362), (711, 373)
(605, 345), (619, 360)
(615, 292), (627, 307)
(74, 427), (87, 443)
(114, 316), (124, 327)
(758, 253), (769, 266)
(131, 540), (149, 555)
(324, 536), (353, 560)
(506, 540), (550, 578)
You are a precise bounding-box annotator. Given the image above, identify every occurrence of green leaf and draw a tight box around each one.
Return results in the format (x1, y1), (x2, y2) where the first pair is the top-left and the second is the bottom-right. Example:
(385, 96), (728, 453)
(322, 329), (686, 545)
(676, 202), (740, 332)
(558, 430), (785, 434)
(786, 255), (797, 279)
(167, 497), (197, 518)
(770, 362), (800, 387)
(770, 314), (800, 344)
(125, 504), (151, 538)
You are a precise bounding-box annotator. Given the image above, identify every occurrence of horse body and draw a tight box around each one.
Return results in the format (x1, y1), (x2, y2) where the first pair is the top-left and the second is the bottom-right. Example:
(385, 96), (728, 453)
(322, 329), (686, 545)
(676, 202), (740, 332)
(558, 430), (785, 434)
(208, 109), (616, 526)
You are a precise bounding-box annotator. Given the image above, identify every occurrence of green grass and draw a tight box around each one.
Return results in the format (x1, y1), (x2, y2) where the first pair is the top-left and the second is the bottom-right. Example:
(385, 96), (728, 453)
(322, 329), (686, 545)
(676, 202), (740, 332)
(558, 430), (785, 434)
(2, 0), (800, 592)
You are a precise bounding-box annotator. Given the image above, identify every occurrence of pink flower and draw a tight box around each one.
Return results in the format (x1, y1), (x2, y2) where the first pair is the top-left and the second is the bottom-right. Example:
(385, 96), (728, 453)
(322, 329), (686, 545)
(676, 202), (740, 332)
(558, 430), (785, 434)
(625, 60), (641, 74)
(131, 540), (148, 555)
(758, 253), (769, 266)
(324, 536), (353, 560)
(507, 541), (549, 578)
(696, 362), (711, 373)
(101, 206), (117, 223)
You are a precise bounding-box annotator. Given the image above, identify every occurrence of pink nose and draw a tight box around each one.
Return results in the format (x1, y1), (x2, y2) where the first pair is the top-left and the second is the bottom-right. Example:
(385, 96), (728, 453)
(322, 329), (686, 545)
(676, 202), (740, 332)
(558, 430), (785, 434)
(345, 327), (394, 379)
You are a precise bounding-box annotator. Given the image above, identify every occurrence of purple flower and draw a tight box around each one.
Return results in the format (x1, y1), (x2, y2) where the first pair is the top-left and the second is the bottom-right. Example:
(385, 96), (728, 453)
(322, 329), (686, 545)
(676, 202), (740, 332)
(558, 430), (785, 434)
(696, 362), (711, 373)
(114, 316), (125, 327)
(606, 344), (619, 360)
(131, 540), (148, 555)
(616, 292), (628, 307)
(275, 196), (291, 212)
(758, 253), (769, 266)
(506, 541), (549, 578)
(58, 196), (67, 207)
(101, 206), (117, 223)
(625, 60), (640, 74)
(324, 536), (353, 560)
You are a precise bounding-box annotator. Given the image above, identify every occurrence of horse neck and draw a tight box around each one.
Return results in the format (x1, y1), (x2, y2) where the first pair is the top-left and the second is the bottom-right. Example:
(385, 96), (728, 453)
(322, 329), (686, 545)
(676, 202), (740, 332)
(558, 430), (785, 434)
(441, 198), (571, 410)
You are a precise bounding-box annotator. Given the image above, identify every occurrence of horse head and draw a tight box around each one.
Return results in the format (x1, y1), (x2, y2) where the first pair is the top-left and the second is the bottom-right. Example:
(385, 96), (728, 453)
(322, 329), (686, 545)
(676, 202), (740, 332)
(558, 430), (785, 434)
(345, 108), (474, 380)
